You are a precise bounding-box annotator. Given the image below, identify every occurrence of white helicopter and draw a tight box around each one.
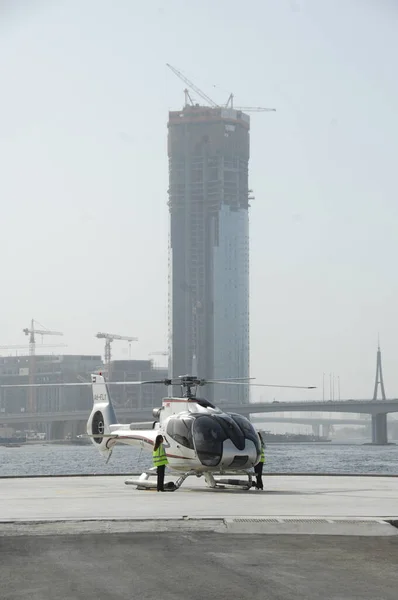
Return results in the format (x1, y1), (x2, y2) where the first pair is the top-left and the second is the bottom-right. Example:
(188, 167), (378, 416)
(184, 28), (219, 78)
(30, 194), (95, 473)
(85, 372), (315, 491)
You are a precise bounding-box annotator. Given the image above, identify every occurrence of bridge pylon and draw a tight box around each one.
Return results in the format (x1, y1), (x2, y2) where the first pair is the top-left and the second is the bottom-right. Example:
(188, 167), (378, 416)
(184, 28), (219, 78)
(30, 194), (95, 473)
(369, 341), (390, 444)
(373, 341), (386, 401)
(361, 342), (387, 429)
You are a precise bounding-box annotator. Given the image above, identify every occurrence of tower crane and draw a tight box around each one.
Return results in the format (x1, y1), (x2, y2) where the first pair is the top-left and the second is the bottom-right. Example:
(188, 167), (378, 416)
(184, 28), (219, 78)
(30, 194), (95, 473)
(166, 63), (276, 113)
(23, 319), (64, 355)
(149, 351), (168, 368)
(95, 332), (138, 376)
(166, 63), (218, 108)
(224, 93), (276, 112)
(22, 319), (64, 413)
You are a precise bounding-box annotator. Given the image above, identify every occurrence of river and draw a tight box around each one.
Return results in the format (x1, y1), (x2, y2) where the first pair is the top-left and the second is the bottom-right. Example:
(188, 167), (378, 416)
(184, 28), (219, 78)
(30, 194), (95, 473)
(0, 441), (397, 477)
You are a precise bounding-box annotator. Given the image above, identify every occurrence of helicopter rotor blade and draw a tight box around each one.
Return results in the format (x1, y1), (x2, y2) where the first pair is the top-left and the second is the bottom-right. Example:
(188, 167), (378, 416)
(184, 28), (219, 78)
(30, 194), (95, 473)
(205, 377), (256, 383)
(106, 380), (171, 386)
(0, 380), (171, 389)
(0, 382), (92, 388)
(0, 378), (315, 390)
(210, 381), (316, 389)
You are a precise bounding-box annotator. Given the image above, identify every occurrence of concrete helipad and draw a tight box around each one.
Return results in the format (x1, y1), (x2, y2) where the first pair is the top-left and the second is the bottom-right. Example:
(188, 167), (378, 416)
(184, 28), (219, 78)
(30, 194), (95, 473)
(1, 474), (398, 527)
(2, 476), (398, 600)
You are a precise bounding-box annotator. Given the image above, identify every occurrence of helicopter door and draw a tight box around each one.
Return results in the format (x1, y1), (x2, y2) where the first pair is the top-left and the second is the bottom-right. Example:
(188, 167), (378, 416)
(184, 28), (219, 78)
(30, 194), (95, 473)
(166, 418), (195, 456)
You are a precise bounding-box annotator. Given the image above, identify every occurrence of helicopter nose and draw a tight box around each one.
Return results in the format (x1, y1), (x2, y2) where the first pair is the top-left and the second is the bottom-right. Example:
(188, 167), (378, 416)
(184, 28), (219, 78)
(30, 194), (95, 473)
(220, 440), (258, 470)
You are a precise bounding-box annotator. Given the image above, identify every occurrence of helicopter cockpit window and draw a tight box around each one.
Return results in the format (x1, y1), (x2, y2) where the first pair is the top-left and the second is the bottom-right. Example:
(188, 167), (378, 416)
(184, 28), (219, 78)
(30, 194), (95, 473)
(166, 418), (194, 449)
(193, 415), (226, 467)
(230, 414), (260, 451)
(216, 414), (245, 451)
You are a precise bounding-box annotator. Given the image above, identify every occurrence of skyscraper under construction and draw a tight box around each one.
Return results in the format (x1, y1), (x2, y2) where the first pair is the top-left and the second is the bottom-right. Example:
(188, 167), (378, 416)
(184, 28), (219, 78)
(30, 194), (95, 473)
(167, 103), (250, 404)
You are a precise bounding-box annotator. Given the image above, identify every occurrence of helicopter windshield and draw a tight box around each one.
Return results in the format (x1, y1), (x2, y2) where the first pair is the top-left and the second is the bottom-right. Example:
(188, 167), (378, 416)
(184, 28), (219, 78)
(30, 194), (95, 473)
(230, 414), (261, 451)
(193, 416), (226, 467)
(192, 413), (259, 467)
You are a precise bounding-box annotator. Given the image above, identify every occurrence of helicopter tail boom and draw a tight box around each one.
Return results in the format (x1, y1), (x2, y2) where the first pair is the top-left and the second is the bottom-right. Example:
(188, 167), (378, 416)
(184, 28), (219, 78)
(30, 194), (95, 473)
(86, 373), (119, 461)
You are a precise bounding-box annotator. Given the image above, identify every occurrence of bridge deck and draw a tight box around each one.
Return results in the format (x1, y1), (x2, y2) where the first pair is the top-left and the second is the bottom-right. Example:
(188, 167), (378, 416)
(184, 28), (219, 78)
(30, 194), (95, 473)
(2, 398), (398, 424)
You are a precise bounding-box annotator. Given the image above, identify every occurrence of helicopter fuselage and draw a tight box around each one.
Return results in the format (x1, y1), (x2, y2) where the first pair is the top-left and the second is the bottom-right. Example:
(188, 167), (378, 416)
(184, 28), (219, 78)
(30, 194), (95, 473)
(95, 394), (261, 474)
(86, 374), (262, 489)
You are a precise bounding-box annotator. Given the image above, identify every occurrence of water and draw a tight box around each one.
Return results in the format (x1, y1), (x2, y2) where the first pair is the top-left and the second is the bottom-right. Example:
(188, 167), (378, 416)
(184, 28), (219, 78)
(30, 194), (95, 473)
(1, 442), (397, 477)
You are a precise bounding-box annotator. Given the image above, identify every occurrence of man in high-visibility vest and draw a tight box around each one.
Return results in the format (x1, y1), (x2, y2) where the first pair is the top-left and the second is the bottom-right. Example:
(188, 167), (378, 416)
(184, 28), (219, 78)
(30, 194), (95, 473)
(254, 432), (265, 490)
(153, 434), (169, 492)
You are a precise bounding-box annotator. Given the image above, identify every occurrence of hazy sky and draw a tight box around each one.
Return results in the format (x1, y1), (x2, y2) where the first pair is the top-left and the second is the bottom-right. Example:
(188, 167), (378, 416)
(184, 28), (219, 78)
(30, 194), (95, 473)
(0, 0), (397, 400)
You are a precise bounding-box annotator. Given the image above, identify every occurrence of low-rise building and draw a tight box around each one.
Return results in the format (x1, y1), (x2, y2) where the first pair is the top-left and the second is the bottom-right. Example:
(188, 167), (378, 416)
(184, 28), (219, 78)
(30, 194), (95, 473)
(109, 360), (169, 409)
(0, 354), (102, 414)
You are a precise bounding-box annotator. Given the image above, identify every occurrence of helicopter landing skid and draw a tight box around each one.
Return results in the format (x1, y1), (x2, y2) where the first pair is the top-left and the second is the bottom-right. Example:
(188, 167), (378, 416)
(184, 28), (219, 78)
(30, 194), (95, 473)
(125, 469), (253, 491)
(125, 469), (196, 491)
(209, 470), (253, 491)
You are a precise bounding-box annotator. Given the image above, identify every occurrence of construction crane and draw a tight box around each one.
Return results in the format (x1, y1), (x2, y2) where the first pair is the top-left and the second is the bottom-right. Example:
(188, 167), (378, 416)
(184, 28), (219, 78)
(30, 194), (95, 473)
(149, 351), (169, 366)
(224, 93), (276, 112)
(166, 63), (218, 108)
(95, 332), (138, 376)
(22, 319), (64, 413)
(166, 63), (276, 113)
(149, 350), (169, 370)
(23, 319), (64, 355)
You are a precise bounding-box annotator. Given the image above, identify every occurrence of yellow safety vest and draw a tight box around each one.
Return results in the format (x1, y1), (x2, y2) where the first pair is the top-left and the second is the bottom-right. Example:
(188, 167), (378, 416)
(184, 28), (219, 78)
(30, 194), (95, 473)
(153, 444), (168, 467)
(260, 445), (265, 463)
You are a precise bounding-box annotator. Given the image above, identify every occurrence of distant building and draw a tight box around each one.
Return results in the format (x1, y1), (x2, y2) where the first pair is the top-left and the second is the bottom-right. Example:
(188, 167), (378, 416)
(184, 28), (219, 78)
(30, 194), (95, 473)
(0, 355), (170, 415)
(167, 104), (250, 403)
(0, 354), (102, 414)
(109, 360), (168, 409)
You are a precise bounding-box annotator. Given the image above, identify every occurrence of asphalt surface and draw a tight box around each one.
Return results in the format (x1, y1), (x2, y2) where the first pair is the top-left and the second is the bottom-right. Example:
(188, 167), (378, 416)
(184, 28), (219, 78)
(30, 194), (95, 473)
(2, 532), (398, 600)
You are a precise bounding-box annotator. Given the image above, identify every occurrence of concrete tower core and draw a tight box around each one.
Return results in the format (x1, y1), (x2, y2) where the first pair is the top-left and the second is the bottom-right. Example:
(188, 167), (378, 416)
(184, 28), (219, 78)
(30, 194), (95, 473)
(167, 105), (250, 404)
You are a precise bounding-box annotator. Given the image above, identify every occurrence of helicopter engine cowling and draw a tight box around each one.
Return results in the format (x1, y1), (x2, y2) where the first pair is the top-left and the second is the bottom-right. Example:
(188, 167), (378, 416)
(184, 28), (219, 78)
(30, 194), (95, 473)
(152, 407), (161, 419)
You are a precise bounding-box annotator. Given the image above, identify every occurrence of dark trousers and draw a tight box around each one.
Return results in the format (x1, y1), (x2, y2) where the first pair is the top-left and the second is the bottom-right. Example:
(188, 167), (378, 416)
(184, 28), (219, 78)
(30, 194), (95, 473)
(254, 462), (263, 490)
(157, 465), (165, 491)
